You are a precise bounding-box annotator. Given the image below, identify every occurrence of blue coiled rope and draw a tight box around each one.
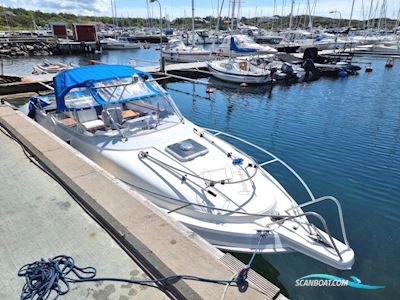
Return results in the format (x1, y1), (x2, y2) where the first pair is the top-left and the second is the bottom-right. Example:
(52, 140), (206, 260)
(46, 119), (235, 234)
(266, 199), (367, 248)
(18, 255), (243, 300)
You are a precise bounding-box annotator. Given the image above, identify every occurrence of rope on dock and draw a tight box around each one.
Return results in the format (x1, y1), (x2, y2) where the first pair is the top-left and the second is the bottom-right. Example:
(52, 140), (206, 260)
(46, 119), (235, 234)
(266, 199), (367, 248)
(17, 255), (248, 300)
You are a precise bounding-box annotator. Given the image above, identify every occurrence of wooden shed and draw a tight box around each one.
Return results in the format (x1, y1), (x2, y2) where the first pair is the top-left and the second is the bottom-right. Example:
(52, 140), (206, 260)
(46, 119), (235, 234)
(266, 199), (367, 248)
(73, 24), (97, 42)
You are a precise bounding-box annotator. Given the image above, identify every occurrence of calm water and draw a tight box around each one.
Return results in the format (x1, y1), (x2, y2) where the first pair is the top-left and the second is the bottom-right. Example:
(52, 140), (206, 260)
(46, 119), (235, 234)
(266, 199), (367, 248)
(2, 47), (161, 76)
(166, 59), (400, 300)
(5, 51), (400, 299)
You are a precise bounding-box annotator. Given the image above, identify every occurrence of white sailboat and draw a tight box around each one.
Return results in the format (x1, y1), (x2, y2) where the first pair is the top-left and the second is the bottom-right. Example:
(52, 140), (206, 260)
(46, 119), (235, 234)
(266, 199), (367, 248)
(217, 34), (278, 57)
(101, 37), (141, 50)
(208, 58), (271, 83)
(162, 0), (211, 62)
(24, 64), (355, 270)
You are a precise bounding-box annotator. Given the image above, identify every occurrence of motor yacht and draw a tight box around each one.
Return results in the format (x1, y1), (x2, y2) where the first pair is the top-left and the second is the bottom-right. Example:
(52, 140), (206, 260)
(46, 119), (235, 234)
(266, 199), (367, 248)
(25, 64), (354, 270)
(162, 38), (211, 62)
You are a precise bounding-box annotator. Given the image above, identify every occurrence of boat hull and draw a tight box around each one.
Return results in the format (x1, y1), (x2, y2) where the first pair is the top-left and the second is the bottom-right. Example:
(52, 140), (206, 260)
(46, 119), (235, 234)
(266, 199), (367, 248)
(208, 64), (270, 84)
(32, 109), (354, 270)
(162, 51), (211, 62)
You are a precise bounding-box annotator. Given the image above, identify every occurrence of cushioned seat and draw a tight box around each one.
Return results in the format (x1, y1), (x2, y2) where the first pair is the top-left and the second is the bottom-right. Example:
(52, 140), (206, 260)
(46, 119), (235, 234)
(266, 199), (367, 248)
(75, 108), (104, 131)
(122, 110), (140, 119)
(81, 119), (105, 130)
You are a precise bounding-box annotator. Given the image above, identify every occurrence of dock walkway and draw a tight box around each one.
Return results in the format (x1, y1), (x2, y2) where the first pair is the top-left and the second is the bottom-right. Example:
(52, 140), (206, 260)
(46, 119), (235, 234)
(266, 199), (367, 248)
(0, 118), (168, 300)
(0, 104), (285, 299)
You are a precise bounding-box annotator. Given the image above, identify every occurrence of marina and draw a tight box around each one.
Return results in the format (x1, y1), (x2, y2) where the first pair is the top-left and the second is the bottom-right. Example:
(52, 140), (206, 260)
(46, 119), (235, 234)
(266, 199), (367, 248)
(2, 52), (399, 300)
(1, 1), (400, 300)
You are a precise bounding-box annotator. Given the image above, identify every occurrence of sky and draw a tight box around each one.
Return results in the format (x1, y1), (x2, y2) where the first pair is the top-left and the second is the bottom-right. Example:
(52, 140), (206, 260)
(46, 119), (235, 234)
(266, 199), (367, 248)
(2, 0), (400, 20)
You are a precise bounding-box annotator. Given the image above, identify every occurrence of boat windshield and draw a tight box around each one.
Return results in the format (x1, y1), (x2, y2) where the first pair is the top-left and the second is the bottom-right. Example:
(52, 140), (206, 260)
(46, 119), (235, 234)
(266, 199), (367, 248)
(61, 77), (182, 137)
(165, 40), (185, 50)
(238, 36), (256, 44)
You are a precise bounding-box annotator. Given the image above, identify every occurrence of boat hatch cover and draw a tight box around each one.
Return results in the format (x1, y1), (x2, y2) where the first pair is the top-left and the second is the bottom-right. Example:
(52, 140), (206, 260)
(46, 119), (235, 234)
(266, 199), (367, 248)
(165, 139), (208, 162)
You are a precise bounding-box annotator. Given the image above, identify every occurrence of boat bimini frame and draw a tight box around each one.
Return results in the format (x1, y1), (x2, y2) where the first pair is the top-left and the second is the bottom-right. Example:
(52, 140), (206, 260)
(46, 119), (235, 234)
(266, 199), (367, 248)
(138, 127), (350, 262)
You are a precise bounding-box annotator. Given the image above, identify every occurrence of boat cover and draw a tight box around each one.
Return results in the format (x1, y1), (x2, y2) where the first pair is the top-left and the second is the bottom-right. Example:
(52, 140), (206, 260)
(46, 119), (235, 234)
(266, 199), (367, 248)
(230, 37), (257, 53)
(53, 64), (161, 112)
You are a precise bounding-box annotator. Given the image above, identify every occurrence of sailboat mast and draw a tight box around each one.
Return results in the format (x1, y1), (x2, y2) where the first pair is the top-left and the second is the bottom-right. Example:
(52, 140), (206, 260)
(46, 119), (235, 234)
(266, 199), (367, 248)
(271, 0), (277, 30)
(395, 6), (400, 29)
(111, 0), (115, 28)
(367, 0), (374, 29)
(231, 0), (236, 30)
(114, 0), (118, 28)
(191, 0), (195, 46)
(349, 0), (356, 28)
(289, 0), (295, 30)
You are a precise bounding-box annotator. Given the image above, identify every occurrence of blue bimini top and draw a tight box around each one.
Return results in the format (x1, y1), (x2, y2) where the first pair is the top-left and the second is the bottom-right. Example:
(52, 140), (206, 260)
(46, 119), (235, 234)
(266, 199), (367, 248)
(230, 37), (257, 53)
(53, 64), (161, 113)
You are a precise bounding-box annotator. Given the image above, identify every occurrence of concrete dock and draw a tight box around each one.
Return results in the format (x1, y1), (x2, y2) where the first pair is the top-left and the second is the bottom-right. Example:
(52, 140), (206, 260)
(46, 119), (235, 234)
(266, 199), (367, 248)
(0, 121), (168, 300)
(0, 103), (286, 299)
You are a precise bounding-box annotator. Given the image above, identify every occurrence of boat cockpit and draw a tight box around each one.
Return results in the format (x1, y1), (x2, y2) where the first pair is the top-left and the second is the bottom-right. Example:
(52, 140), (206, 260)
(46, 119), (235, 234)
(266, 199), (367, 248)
(28, 67), (183, 139)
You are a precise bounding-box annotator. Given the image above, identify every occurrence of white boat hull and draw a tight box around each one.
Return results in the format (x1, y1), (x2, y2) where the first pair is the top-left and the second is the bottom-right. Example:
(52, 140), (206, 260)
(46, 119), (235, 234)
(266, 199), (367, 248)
(162, 51), (211, 62)
(33, 109), (354, 270)
(102, 44), (141, 50)
(208, 63), (270, 84)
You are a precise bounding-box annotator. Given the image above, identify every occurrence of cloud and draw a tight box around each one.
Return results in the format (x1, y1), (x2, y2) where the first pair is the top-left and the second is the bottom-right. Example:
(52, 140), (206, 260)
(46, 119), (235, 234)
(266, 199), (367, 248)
(4, 0), (399, 20)
(8, 0), (110, 15)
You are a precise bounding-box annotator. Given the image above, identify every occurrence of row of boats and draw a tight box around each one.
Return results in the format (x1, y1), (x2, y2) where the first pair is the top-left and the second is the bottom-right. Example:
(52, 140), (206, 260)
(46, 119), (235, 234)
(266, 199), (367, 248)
(161, 35), (359, 84)
(22, 64), (355, 270)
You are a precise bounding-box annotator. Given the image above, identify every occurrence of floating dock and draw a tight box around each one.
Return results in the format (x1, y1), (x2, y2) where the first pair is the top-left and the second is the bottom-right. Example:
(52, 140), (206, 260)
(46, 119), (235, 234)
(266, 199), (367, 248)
(0, 62), (210, 96)
(0, 103), (287, 300)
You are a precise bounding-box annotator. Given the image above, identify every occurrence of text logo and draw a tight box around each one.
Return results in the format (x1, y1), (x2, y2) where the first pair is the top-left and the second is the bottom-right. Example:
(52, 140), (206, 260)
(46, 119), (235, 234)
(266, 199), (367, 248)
(295, 274), (385, 289)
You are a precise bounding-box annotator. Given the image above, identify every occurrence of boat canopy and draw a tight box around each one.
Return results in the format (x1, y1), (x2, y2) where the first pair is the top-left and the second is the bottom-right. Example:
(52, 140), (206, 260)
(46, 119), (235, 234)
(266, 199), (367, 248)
(54, 64), (162, 113)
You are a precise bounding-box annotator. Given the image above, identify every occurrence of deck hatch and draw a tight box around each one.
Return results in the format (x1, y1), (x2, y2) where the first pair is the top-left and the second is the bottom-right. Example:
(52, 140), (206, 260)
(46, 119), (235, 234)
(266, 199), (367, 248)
(165, 139), (208, 162)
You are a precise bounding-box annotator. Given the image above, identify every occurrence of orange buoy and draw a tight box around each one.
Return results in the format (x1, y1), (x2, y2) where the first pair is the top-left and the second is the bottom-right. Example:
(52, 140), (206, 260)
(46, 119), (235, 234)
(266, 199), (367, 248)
(240, 82), (248, 88)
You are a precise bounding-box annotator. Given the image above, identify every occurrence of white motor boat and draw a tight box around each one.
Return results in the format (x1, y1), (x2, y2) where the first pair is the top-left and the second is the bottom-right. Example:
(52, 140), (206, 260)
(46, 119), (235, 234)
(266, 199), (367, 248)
(217, 35), (278, 57)
(33, 60), (69, 74)
(208, 58), (271, 84)
(101, 37), (141, 50)
(25, 64), (354, 270)
(355, 43), (400, 56)
(184, 30), (219, 45)
(251, 58), (306, 81)
(162, 38), (211, 62)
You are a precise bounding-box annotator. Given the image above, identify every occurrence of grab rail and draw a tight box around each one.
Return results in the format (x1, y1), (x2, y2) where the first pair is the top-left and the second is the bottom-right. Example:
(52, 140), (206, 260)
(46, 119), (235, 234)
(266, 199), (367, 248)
(202, 128), (316, 201)
(136, 127), (351, 259)
(200, 128), (350, 252)
(286, 195), (349, 247)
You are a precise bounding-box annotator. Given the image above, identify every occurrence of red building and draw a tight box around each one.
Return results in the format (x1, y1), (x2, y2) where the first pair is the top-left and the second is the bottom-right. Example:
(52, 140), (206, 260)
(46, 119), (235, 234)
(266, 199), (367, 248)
(73, 24), (97, 42)
(50, 22), (67, 38)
